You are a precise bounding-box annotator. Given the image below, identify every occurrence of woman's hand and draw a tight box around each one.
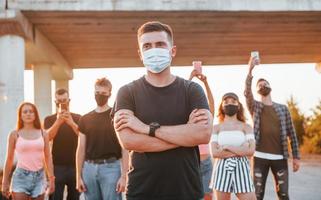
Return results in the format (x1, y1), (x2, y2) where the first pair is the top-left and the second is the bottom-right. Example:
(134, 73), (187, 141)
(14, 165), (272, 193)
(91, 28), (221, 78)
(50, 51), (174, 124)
(1, 181), (11, 199)
(47, 177), (55, 194)
(189, 69), (199, 80)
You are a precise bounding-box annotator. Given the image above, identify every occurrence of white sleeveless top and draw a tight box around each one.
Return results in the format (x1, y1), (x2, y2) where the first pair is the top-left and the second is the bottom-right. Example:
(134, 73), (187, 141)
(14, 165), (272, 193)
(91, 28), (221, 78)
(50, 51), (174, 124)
(210, 130), (254, 146)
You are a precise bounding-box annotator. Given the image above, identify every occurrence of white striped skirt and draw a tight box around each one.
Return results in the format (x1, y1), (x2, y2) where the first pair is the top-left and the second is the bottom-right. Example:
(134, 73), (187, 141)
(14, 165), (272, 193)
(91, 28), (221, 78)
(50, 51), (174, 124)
(210, 157), (255, 193)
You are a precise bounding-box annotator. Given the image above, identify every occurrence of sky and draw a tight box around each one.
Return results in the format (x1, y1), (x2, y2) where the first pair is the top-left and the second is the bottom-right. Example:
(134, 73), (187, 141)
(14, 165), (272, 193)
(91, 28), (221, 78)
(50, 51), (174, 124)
(24, 63), (320, 123)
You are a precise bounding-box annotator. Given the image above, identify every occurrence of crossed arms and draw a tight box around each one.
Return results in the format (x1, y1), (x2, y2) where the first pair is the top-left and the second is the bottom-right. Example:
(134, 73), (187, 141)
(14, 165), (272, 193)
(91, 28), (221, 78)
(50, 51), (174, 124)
(113, 108), (213, 152)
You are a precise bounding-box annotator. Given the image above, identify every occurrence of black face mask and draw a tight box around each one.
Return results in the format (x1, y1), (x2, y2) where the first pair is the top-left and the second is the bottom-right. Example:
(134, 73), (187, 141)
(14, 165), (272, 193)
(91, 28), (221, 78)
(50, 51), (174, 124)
(95, 94), (109, 106)
(258, 86), (272, 96)
(223, 104), (239, 116)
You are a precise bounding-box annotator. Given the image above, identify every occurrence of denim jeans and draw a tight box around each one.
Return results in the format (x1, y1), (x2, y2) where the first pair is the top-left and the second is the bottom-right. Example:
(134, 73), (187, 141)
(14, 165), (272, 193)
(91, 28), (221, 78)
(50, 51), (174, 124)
(254, 157), (289, 200)
(49, 165), (79, 200)
(11, 168), (46, 198)
(200, 156), (213, 194)
(82, 160), (122, 200)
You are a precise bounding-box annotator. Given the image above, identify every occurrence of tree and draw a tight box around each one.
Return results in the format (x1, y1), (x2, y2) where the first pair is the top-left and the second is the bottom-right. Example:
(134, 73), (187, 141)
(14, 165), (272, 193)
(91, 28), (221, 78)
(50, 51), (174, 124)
(287, 96), (305, 145)
(303, 100), (321, 154)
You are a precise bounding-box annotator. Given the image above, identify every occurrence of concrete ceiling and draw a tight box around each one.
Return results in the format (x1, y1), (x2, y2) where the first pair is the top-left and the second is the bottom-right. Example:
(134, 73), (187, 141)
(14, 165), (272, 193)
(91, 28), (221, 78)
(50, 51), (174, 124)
(22, 11), (321, 68)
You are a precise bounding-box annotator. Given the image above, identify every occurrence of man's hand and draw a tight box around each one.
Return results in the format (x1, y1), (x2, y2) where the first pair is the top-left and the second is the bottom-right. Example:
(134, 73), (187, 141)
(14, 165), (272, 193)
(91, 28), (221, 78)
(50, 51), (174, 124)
(114, 111), (149, 134)
(116, 175), (126, 193)
(56, 111), (65, 124)
(248, 55), (260, 74)
(188, 109), (209, 125)
(63, 111), (76, 127)
(76, 177), (87, 193)
(293, 158), (300, 172)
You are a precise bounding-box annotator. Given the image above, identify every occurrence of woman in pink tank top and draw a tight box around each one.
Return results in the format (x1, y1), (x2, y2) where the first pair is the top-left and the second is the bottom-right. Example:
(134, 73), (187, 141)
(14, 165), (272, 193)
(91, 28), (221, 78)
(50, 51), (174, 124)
(1, 102), (55, 200)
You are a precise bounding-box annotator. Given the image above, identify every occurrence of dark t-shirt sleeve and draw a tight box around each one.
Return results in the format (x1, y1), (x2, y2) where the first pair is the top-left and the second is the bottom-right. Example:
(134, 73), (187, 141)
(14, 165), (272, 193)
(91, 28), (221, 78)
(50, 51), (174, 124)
(188, 82), (209, 114)
(44, 116), (53, 129)
(78, 116), (86, 135)
(73, 114), (81, 125)
(111, 84), (135, 118)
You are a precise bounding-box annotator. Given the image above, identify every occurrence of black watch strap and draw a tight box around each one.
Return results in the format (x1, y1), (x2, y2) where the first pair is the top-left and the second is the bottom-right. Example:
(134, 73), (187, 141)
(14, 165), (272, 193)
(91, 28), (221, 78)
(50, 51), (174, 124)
(149, 122), (160, 137)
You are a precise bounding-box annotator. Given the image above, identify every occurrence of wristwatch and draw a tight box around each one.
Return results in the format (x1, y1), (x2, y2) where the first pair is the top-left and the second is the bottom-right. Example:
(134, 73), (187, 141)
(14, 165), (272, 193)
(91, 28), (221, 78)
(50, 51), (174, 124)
(149, 122), (160, 137)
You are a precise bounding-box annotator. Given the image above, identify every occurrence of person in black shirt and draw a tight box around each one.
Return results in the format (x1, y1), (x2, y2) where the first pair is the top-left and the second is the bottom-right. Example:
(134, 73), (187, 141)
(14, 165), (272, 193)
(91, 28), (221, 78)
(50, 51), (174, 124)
(44, 88), (81, 200)
(112, 21), (213, 200)
(76, 77), (128, 200)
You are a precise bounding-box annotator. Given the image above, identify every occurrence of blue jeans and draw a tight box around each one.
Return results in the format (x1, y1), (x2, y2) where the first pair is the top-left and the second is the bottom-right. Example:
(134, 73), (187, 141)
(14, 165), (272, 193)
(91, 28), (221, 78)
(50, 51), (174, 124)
(82, 160), (122, 200)
(200, 156), (213, 194)
(11, 168), (46, 198)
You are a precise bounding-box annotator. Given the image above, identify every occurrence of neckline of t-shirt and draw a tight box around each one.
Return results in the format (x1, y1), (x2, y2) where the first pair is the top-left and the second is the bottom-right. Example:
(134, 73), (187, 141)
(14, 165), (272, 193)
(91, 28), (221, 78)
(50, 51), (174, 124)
(142, 75), (179, 89)
(93, 107), (112, 114)
(262, 103), (274, 107)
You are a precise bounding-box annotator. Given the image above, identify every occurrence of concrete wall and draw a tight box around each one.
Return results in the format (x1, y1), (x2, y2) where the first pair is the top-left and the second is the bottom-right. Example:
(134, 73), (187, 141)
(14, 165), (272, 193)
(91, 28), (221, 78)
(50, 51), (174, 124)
(7, 0), (321, 11)
(0, 0), (5, 10)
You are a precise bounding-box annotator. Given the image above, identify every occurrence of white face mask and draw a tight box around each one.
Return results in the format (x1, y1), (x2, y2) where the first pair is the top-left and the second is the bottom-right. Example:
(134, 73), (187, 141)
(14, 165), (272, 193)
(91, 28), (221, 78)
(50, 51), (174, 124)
(142, 48), (172, 73)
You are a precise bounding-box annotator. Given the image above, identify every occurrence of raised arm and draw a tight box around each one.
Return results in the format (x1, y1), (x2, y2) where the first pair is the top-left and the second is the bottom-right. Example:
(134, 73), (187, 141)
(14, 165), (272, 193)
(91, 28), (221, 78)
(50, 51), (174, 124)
(63, 112), (80, 136)
(189, 70), (214, 116)
(44, 113), (64, 141)
(244, 56), (259, 115)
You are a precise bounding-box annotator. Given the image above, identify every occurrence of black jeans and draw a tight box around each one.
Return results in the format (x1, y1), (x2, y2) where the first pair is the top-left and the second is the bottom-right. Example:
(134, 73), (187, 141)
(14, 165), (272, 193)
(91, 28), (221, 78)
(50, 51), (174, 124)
(49, 165), (79, 200)
(253, 157), (289, 200)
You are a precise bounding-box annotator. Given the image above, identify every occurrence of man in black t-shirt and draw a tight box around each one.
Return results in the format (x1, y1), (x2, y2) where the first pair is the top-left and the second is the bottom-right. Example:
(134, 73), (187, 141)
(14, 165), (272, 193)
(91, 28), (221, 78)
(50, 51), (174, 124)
(112, 21), (213, 200)
(44, 88), (81, 200)
(76, 78), (128, 200)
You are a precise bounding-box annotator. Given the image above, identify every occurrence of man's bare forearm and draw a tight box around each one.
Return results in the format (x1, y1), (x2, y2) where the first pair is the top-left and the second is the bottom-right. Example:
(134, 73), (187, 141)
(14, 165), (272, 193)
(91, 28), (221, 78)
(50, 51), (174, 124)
(76, 135), (86, 179)
(155, 123), (212, 147)
(117, 128), (178, 152)
(121, 149), (129, 178)
(47, 120), (62, 140)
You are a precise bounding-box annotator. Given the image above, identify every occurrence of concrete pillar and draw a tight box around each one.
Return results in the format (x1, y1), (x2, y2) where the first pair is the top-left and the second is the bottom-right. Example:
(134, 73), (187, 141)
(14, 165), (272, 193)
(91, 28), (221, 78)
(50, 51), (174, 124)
(0, 35), (25, 167)
(33, 63), (52, 120)
(316, 63), (321, 73)
(55, 79), (69, 91)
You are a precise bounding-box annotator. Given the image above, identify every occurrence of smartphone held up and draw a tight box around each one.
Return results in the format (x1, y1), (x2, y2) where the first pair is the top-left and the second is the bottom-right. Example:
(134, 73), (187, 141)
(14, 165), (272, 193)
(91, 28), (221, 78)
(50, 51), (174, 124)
(251, 51), (260, 65)
(58, 103), (68, 113)
(193, 61), (202, 74)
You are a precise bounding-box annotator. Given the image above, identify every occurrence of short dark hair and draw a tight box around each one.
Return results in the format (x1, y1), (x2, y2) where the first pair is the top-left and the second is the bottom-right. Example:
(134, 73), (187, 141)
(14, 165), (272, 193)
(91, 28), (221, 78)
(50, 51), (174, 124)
(95, 77), (112, 90)
(137, 21), (174, 44)
(55, 88), (69, 96)
(256, 78), (270, 86)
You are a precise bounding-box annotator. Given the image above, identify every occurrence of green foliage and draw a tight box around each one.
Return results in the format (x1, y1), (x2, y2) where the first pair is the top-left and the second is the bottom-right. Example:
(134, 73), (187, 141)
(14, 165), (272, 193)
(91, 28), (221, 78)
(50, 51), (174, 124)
(302, 100), (321, 154)
(287, 96), (305, 144)
(287, 97), (321, 154)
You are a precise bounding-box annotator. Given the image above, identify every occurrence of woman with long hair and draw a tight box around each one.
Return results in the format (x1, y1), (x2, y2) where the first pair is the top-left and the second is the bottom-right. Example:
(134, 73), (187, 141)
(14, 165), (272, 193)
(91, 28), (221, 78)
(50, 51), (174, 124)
(1, 102), (54, 200)
(210, 93), (256, 200)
